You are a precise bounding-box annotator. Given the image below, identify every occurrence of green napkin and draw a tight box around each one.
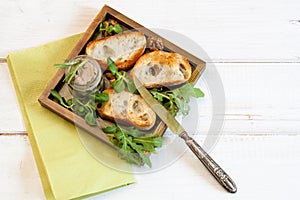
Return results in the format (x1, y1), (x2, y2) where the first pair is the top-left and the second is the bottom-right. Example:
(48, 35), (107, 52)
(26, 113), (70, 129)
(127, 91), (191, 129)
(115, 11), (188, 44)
(7, 34), (135, 200)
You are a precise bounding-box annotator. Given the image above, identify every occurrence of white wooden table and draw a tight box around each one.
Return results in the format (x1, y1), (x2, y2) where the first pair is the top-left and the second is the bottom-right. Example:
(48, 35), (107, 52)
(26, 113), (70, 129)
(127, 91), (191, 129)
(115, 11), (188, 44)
(1, 0), (300, 199)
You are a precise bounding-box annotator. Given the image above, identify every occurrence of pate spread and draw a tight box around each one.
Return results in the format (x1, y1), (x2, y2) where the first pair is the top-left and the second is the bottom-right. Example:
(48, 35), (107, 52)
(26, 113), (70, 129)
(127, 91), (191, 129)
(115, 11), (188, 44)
(73, 61), (98, 86)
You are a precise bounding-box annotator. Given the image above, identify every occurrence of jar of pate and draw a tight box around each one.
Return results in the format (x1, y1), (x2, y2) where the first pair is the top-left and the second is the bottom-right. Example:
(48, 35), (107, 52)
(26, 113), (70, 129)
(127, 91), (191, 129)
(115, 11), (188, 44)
(65, 55), (102, 99)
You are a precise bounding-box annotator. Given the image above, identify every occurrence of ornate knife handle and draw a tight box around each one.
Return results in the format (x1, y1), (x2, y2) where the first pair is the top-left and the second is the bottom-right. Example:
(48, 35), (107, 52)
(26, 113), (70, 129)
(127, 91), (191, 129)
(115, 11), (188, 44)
(180, 132), (237, 193)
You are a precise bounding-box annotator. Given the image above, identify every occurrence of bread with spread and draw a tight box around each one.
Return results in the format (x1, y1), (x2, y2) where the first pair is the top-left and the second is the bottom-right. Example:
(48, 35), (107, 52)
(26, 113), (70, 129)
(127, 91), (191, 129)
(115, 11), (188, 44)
(97, 88), (156, 130)
(86, 31), (146, 70)
(130, 50), (192, 88)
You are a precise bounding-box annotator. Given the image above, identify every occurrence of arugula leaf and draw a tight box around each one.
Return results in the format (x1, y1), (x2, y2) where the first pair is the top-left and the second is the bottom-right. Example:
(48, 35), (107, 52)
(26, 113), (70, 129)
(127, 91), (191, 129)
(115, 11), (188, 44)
(173, 83), (204, 100)
(85, 111), (96, 126)
(150, 83), (204, 116)
(107, 57), (137, 93)
(99, 21), (123, 36)
(126, 78), (137, 94)
(51, 89), (108, 126)
(50, 89), (71, 108)
(107, 25), (114, 33)
(193, 87), (205, 98)
(63, 60), (86, 84)
(107, 57), (117, 75)
(102, 125), (162, 167)
(102, 125), (118, 133)
(118, 149), (143, 166)
(112, 79), (126, 93)
(54, 59), (81, 69)
(93, 91), (109, 103)
(112, 24), (123, 34)
(54, 59), (87, 85)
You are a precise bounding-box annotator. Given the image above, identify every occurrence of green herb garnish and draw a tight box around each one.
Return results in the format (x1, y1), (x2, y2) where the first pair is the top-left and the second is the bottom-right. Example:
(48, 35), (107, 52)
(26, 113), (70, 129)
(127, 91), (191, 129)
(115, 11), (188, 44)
(107, 57), (136, 93)
(99, 22), (123, 37)
(150, 83), (204, 116)
(54, 59), (81, 69)
(91, 90), (109, 103)
(54, 59), (86, 84)
(50, 89), (71, 108)
(50, 89), (108, 126)
(102, 125), (162, 167)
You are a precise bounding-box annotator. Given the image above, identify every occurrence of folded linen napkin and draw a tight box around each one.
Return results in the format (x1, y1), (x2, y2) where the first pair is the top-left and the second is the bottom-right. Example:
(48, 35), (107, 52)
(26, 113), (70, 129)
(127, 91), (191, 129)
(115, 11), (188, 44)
(7, 34), (135, 200)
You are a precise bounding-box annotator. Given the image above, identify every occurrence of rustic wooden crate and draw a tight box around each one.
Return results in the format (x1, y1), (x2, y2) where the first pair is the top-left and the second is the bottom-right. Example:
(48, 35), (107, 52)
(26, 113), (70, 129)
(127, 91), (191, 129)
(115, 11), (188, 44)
(38, 5), (206, 148)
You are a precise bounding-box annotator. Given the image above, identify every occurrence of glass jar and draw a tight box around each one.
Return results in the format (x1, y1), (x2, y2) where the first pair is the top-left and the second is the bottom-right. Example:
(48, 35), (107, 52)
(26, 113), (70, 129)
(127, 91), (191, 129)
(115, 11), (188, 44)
(65, 55), (102, 100)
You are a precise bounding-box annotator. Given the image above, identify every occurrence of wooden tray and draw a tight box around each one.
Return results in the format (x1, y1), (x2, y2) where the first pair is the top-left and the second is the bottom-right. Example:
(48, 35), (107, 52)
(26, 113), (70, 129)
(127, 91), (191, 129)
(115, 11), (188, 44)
(38, 5), (206, 148)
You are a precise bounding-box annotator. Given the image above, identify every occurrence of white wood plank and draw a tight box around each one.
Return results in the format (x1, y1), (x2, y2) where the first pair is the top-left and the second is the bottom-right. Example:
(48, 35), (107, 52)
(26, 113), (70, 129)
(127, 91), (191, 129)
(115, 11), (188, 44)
(0, 64), (25, 134)
(89, 135), (300, 200)
(0, 135), (45, 200)
(182, 63), (300, 135)
(1, 0), (300, 62)
(216, 63), (300, 134)
(2, 134), (298, 200)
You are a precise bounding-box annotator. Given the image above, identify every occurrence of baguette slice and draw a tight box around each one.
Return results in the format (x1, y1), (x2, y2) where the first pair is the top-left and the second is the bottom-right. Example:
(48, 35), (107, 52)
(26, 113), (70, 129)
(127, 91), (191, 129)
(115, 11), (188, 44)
(86, 31), (146, 70)
(97, 89), (156, 130)
(130, 50), (192, 88)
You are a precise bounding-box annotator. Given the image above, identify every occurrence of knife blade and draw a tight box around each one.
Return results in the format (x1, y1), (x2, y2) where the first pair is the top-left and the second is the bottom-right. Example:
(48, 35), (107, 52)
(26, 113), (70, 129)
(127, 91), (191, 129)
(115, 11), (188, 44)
(134, 76), (237, 193)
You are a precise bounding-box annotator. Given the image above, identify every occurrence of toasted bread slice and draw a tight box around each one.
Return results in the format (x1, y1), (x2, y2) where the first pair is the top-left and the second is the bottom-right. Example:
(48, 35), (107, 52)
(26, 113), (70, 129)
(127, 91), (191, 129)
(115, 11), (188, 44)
(86, 31), (146, 70)
(97, 89), (156, 130)
(130, 50), (192, 88)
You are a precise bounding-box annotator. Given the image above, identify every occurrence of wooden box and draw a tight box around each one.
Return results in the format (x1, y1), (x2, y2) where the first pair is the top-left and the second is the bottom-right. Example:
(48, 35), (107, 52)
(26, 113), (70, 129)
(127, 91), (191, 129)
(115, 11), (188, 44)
(38, 5), (206, 148)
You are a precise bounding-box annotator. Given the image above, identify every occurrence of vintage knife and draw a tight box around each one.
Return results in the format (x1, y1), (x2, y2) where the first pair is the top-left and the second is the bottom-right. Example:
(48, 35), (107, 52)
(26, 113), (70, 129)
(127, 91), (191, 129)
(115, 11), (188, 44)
(134, 76), (237, 193)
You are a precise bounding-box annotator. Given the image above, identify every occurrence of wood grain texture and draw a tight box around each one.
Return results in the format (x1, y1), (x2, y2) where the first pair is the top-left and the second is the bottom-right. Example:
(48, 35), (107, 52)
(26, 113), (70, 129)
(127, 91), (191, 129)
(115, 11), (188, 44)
(1, 0), (300, 62)
(0, 64), (25, 134)
(0, 135), (44, 200)
(216, 63), (300, 134)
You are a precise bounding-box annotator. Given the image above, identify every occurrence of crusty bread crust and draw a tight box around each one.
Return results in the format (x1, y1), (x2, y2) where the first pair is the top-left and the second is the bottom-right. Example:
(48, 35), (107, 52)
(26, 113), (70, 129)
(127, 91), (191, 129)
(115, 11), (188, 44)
(130, 50), (192, 88)
(97, 89), (156, 130)
(86, 31), (146, 71)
